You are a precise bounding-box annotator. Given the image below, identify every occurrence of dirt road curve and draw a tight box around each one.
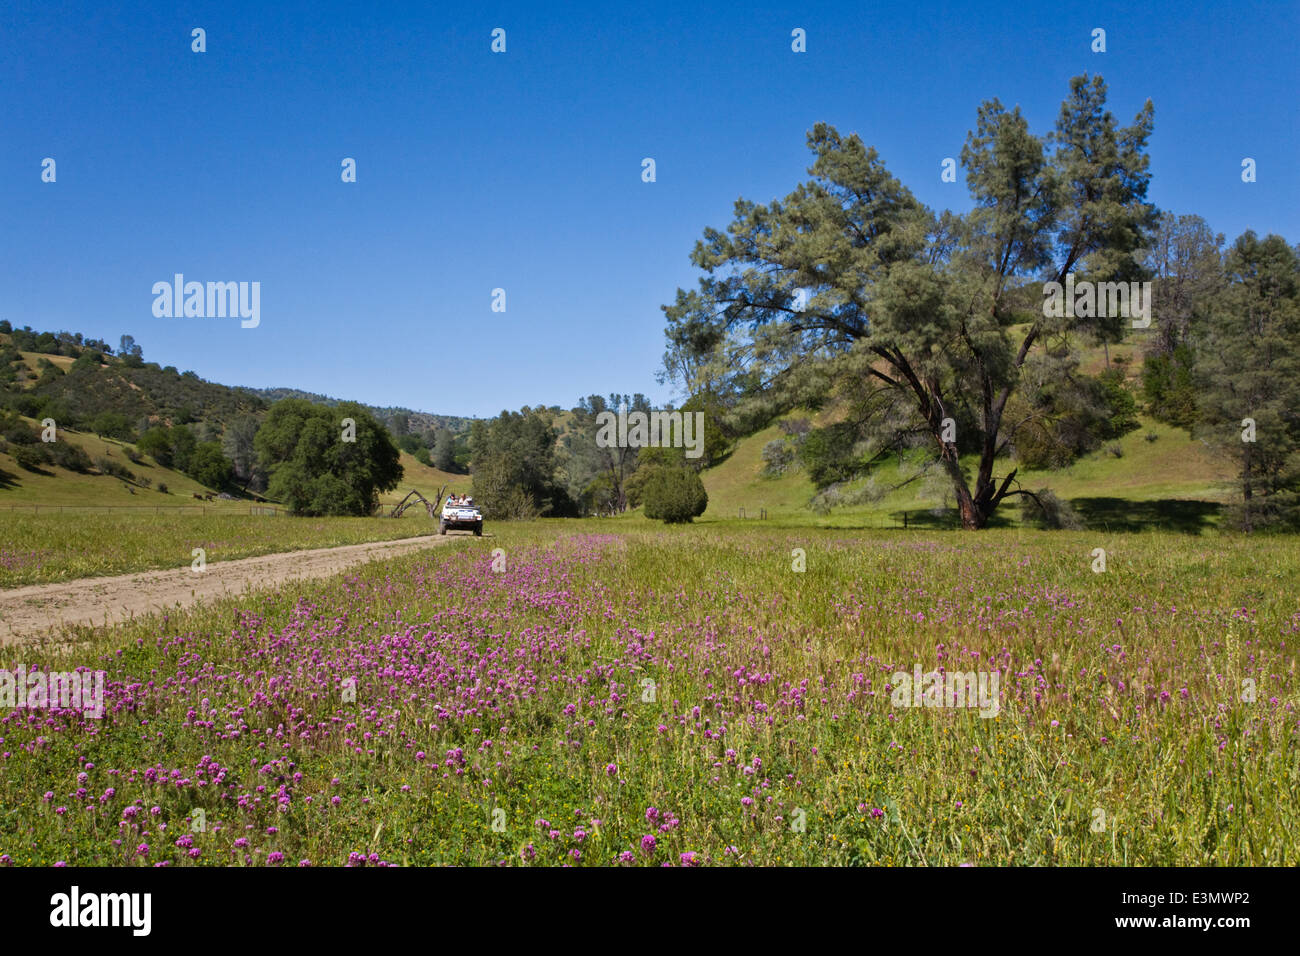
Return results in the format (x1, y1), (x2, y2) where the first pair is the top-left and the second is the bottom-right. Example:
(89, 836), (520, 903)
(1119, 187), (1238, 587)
(0, 534), (458, 645)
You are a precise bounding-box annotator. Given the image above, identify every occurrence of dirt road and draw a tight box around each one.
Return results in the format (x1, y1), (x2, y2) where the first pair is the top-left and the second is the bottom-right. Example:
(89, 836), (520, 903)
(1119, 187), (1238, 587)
(0, 534), (460, 645)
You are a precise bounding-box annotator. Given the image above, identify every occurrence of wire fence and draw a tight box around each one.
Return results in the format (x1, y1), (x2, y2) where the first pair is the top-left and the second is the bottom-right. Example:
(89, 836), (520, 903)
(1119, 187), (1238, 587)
(731, 505), (962, 529)
(2, 500), (438, 517)
(2, 501), (953, 527)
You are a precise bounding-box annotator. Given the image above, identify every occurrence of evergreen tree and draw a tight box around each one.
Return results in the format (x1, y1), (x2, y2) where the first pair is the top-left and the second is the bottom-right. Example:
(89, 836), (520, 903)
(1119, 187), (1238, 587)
(432, 427), (457, 472)
(1193, 232), (1300, 530)
(661, 74), (1156, 528)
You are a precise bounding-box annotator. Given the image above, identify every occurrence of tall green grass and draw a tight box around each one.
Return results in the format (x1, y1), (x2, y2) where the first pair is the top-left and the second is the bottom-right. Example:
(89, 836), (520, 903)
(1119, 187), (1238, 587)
(0, 513), (440, 587)
(1, 523), (1295, 866)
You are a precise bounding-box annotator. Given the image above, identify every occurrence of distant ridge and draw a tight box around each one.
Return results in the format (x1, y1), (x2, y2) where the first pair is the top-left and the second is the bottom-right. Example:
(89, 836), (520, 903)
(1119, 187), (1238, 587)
(243, 387), (476, 434)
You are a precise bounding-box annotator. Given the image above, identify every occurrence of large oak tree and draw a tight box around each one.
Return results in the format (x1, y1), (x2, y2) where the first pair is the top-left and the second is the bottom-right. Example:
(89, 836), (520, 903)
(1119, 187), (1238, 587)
(254, 399), (402, 516)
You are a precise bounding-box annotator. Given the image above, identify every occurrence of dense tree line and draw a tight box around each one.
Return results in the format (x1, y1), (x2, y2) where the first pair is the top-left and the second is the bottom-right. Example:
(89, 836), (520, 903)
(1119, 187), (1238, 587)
(3, 321), (719, 522)
(564, 394), (651, 514)
(464, 398), (711, 523)
(468, 408), (573, 518)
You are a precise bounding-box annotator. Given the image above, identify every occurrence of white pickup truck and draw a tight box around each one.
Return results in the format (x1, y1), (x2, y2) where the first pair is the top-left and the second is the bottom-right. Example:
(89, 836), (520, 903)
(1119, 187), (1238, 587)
(439, 498), (483, 536)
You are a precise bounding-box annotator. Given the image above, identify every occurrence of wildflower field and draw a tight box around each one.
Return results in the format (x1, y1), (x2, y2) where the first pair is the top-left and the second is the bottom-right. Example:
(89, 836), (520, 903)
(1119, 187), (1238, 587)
(1, 522), (1296, 866)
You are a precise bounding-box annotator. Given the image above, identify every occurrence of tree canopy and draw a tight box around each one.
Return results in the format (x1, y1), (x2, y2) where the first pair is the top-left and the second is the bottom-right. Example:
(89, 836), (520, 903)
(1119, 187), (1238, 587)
(661, 74), (1157, 529)
(1192, 232), (1300, 530)
(469, 408), (572, 518)
(254, 399), (402, 516)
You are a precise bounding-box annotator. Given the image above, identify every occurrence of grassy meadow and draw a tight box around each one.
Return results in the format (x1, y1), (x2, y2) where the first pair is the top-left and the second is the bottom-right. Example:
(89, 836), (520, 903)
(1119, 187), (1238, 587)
(0, 430), (471, 587)
(1, 521), (1295, 866)
(0, 512), (438, 588)
(0, 428), (248, 508)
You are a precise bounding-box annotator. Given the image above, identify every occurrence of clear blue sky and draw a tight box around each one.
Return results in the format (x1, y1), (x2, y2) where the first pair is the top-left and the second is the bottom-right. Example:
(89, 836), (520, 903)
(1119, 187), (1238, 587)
(2, 0), (1296, 418)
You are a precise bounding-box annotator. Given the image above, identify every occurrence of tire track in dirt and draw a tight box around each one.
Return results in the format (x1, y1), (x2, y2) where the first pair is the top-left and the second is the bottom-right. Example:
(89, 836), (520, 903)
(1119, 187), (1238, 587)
(0, 533), (466, 645)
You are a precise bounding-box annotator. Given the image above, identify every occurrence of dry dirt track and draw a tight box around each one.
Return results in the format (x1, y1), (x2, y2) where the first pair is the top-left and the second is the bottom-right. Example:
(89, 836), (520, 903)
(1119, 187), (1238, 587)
(0, 533), (463, 645)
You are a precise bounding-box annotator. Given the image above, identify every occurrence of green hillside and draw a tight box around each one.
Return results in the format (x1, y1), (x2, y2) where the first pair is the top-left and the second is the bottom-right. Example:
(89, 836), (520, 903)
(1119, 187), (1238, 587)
(1, 322), (1242, 530)
(0, 419), (251, 511)
(376, 452), (473, 517)
(0, 420), (475, 518)
(690, 324), (1235, 531)
(698, 412), (1234, 531)
(1, 325), (476, 513)
(2, 338), (265, 432)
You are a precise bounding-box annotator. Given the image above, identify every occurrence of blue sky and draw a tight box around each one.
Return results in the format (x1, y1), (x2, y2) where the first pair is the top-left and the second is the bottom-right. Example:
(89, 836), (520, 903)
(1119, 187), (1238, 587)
(2, 0), (1296, 418)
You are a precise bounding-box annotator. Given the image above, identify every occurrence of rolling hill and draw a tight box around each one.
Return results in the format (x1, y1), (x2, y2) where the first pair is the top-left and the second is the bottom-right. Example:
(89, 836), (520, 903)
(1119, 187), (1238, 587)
(694, 326), (1236, 531)
(0, 325), (475, 512)
(0, 425), (251, 511)
(2, 321), (1239, 529)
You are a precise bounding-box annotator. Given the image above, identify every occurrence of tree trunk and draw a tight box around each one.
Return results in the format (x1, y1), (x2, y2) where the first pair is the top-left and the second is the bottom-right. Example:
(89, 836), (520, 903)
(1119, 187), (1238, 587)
(957, 490), (986, 530)
(935, 437), (987, 530)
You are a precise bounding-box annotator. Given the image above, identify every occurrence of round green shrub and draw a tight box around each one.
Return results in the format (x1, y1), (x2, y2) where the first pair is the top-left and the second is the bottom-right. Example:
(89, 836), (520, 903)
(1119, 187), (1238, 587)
(642, 467), (708, 524)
